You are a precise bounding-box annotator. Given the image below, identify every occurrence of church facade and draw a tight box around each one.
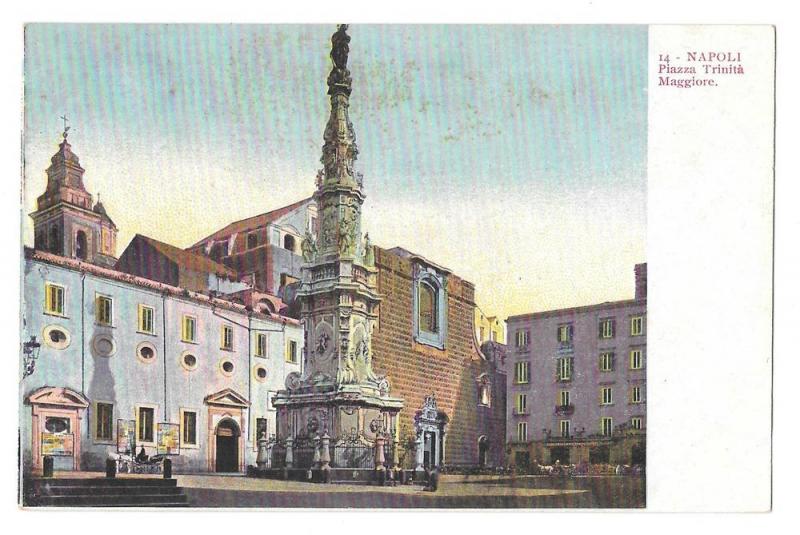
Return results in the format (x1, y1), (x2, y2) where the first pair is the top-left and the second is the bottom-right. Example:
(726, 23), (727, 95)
(20, 134), (303, 476)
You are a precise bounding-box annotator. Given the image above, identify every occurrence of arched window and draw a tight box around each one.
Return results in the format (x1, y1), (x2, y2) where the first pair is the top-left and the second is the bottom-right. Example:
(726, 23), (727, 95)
(75, 230), (88, 260)
(477, 373), (491, 406)
(414, 268), (447, 349)
(247, 233), (258, 249)
(283, 234), (296, 252)
(419, 281), (438, 334)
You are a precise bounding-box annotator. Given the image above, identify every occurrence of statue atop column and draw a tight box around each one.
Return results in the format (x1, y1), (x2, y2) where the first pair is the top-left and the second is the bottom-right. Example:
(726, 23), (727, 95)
(331, 24), (350, 70)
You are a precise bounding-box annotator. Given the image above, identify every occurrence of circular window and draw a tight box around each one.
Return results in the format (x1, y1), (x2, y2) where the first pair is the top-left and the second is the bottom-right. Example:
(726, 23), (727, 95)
(180, 351), (198, 371)
(91, 334), (116, 357)
(136, 341), (157, 363)
(219, 359), (235, 377)
(42, 325), (71, 350)
(254, 365), (268, 382)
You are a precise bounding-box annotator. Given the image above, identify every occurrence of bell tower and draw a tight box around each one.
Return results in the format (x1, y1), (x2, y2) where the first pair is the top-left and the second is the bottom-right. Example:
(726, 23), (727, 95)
(30, 121), (118, 268)
(272, 25), (403, 467)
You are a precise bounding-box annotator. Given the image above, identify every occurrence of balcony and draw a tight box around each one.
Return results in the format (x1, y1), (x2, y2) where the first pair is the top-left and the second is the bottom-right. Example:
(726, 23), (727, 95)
(554, 404), (575, 416)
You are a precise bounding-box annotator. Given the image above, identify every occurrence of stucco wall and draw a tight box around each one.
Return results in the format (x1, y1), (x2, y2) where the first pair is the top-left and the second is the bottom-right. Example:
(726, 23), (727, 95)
(20, 256), (302, 474)
(506, 300), (647, 445)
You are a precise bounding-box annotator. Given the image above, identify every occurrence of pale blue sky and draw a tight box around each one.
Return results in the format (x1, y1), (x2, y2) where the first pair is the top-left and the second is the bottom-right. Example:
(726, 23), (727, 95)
(23, 24), (647, 318)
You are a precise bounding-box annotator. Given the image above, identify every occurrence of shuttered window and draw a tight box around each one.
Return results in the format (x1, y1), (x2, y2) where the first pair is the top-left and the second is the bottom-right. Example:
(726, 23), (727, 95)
(45, 283), (65, 315)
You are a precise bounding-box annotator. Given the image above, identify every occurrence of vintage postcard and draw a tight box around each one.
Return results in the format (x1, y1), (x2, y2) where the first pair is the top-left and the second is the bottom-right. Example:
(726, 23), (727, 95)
(15, 22), (774, 512)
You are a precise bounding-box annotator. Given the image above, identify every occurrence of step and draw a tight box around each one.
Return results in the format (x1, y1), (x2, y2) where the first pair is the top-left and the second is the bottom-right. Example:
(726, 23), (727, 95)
(27, 492), (189, 507)
(29, 477), (177, 488)
(33, 485), (184, 497)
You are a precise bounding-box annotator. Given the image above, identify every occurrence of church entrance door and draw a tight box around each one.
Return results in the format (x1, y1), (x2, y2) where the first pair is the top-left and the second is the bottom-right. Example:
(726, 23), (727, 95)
(215, 419), (240, 473)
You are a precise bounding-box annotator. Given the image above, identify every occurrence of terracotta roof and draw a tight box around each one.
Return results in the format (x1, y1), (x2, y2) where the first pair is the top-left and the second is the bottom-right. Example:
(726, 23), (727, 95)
(24, 248), (300, 325)
(134, 234), (239, 279)
(189, 197), (313, 248)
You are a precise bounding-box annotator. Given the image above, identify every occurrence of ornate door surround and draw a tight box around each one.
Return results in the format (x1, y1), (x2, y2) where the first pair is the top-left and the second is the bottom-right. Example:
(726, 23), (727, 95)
(204, 388), (249, 473)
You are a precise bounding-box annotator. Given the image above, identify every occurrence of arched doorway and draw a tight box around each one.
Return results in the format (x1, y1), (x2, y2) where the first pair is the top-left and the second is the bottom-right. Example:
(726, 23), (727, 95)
(215, 418), (240, 473)
(414, 394), (448, 469)
(478, 436), (488, 468)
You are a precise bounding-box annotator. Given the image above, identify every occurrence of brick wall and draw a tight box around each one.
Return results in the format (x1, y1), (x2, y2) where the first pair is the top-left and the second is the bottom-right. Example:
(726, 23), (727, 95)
(371, 247), (506, 467)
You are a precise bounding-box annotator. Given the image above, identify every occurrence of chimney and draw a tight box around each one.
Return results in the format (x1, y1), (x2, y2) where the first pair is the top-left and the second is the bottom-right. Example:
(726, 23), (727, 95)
(634, 263), (647, 301)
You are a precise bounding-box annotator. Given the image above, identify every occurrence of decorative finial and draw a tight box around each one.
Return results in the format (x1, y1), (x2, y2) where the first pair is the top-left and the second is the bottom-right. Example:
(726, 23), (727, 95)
(59, 114), (71, 139)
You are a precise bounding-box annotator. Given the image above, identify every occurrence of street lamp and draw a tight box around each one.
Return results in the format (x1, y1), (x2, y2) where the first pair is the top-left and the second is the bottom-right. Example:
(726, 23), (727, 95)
(22, 336), (41, 379)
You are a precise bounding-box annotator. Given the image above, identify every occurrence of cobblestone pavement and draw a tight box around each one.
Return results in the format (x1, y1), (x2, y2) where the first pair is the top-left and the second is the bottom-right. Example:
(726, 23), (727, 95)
(175, 474), (645, 508)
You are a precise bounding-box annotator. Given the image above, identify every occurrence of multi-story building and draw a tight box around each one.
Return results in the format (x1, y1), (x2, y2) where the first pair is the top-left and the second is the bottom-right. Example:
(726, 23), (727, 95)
(20, 135), (303, 476)
(186, 198), (317, 297)
(505, 264), (646, 468)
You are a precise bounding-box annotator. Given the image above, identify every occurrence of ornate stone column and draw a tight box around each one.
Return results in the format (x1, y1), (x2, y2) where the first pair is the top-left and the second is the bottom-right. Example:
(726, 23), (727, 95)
(320, 431), (331, 482)
(313, 434), (322, 468)
(375, 434), (386, 471)
(415, 433), (424, 474)
(285, 436), (294, 469)
(256, 432), (269, 470)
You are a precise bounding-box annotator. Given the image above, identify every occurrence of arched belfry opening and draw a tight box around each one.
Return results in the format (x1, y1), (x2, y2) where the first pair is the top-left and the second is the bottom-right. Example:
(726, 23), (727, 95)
(75, 230), (88, 260)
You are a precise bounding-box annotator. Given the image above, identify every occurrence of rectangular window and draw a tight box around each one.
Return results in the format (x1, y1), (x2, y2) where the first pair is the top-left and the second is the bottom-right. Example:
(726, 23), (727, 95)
(221, 324), (234, 350)
(557, 324), (573, 344)
(601, 417), (613, 437)
(631, 316), (644, 336)
(630, 349), (644, 370)
(182, 315), (196, 343)
(255, 333), (268, 358)
(515, 330), (529, 348)
(631, 417), (643, 430)
(558, 390), (570, 407)
(631, 386), (642, 403)
(599, 351), (615, 371)
(517, 421), (528, 442)
(601, 387), (613, 405)
(560, 420), (571, 438)
(286, 340), (298, 363)
(599, 318), (615, 339)
(514, 361), (530, 384)
(95, 402), (113, 441)
(137, 407), (155, 444)
(45, 283), (65, 315)
(557, 357), (573, 381)
(96, 295), (113, 326)
(515, 393), (527, 414)
(138, 304), (154, 334)
(181, 410), (197, 446)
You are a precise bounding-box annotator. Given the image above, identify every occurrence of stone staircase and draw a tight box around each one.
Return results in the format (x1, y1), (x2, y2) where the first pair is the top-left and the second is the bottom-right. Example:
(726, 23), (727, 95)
(23, 477), (189, 507)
